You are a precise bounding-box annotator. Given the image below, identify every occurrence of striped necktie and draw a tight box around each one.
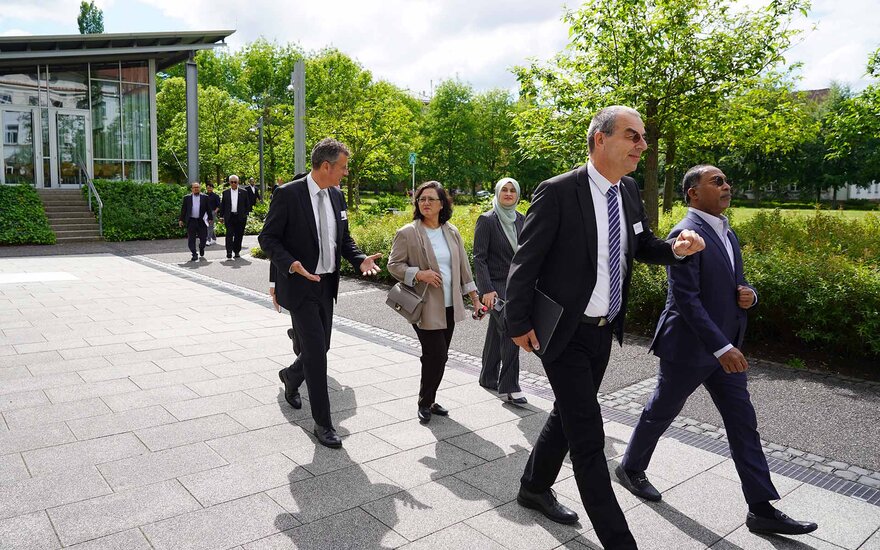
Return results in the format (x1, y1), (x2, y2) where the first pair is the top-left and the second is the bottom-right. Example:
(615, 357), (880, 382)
(607, 185), (621, 321)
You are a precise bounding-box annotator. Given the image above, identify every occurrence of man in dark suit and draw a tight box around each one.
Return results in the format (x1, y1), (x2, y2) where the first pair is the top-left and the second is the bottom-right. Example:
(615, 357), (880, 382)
(219, 175), (249, 259)
(178, 182), (213, 262)
(259, 139), (381, 449)
(246, 177), (262, 206)
(616, 165), (818, 536)
(505, 105), (705, 549)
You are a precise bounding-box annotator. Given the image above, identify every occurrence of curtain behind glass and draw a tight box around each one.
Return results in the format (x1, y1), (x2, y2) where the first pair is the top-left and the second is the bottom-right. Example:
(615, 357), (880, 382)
(122, 83), (150, 161)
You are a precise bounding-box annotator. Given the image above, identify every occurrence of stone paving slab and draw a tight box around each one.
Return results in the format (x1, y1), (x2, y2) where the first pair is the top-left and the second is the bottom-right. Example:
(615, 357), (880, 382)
(0, 254), (877, 549)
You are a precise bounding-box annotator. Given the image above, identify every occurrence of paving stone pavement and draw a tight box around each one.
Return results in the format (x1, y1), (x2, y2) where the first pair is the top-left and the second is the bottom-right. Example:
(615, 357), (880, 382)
(1, 254), (879, 549)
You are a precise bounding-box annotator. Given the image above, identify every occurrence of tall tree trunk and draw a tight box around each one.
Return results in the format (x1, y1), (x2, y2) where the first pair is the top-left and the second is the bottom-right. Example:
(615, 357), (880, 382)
(662, 131), (677, 213)
(642, 99), (661, 231)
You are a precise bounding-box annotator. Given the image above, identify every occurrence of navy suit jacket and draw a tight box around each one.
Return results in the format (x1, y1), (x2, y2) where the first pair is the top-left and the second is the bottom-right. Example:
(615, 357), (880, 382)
(505, 165), (681, 364)
(258, 176), (366, 310)
(650, 210), (754, 366)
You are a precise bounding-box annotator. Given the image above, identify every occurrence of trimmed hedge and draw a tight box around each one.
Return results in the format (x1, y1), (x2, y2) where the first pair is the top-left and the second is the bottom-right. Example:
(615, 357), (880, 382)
(0, 184), (55, 245)
(86, 180), (188, 241)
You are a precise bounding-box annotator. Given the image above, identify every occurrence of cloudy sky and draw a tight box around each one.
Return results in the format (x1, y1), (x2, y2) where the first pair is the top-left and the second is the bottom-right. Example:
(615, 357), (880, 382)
(2, 0), (877, 95)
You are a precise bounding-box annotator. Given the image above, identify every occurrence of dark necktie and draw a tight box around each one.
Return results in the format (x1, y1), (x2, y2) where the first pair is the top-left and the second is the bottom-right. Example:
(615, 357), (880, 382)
(607, 185), (621, 321)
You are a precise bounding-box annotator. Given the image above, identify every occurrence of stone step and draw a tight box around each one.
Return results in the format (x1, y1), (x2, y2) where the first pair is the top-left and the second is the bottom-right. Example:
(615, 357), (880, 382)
(43, 206), (93, 213)
(45, 211), (95, 219)
(53, 222), (99, 231)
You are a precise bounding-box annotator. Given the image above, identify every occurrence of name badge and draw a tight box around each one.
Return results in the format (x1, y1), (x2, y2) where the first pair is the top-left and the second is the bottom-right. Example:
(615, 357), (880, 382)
(340, 210), (348, 221)
(632, 221), (644, 235)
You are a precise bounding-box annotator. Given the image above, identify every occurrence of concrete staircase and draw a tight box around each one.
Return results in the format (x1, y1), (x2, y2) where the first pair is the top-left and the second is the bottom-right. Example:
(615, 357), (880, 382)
(37, 189), (102, 243)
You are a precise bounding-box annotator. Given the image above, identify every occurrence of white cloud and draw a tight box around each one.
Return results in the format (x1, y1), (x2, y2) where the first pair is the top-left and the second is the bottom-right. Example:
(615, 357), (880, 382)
(136, 0), (570, 93)
(0, 0), (876, 93)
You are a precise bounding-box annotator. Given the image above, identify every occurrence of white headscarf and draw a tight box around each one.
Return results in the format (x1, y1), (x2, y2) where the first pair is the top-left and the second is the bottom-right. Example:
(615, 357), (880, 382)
(492, 177), (520, 252)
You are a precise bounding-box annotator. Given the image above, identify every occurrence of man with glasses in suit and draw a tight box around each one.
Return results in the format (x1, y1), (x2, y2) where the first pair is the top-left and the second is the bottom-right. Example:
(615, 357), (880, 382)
(505, 105), (706, 549)
(615, 164), (818, 537)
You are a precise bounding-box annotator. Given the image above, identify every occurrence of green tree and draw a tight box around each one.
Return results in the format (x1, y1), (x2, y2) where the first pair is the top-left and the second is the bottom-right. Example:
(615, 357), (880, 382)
(421, 80), (478, 194)
(472, 89), (517, 190)
(513, 0), (809, 229)
(77, 1), (104, 34)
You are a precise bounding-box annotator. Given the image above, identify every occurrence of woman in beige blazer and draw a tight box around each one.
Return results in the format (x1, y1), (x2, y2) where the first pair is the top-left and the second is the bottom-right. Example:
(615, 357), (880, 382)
(388, 181), (482, 424)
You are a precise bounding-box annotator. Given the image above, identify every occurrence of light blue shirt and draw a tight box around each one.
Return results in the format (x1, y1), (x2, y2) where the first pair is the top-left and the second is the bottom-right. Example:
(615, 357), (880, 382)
(425, 226), (453, 307)
(190, 194), (201, 218)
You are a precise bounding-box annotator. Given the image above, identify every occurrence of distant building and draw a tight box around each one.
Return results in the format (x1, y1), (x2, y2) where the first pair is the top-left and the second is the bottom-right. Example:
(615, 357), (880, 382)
(0, 30), (232, 188)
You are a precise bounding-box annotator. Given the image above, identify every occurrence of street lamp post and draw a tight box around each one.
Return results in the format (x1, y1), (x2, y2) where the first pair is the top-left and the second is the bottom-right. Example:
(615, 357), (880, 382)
(257, 115), (265, 196)
(250, 115), (265, 196)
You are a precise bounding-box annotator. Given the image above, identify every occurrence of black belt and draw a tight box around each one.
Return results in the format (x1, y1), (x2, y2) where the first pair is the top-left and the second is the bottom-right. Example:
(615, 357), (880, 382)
(581, 314), (612, 326)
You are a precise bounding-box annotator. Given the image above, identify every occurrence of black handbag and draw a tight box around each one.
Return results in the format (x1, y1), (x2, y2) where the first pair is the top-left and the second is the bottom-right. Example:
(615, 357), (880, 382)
(386, 282), (428, 323)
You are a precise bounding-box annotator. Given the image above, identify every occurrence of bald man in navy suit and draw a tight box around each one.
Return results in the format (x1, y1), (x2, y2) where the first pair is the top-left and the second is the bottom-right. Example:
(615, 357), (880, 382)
(616, 164), (818, 537)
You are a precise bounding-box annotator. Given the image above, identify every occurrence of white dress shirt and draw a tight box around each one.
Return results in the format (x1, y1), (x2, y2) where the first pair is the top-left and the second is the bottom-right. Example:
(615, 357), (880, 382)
(189, 194), (201, 218)
(307, 173), (337, 274)
(584, 162), (629, 318)
(229, 188), (240, 214)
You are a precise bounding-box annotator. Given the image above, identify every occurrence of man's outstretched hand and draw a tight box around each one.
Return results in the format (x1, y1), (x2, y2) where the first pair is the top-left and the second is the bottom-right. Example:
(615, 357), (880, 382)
(359, 253), (382, 276)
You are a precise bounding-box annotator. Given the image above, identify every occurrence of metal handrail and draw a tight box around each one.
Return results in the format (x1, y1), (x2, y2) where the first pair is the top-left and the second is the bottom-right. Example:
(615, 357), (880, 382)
(77, 160), (103, 238)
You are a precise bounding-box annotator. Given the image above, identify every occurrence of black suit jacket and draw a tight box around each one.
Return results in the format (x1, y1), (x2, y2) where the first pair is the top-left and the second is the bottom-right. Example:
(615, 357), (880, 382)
(219, 188), (251, 219)
(259, 176), (367, 310)
(505, 165), (681, 364)
(473, 210), (524, 299)
(246, 185), (262, 206)
(179, 194), (213, 225)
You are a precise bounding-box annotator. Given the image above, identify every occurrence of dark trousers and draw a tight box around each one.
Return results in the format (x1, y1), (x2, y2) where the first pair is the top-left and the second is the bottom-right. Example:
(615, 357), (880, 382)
(225, 212), (247, 254)
(521, 322), (636, 550)
(186, 218), (207, 255)
(479, 309), (521, 393)
(622, 358), (780, 504)
(413, 306), (455, 408)
(284, 276), (335, 428)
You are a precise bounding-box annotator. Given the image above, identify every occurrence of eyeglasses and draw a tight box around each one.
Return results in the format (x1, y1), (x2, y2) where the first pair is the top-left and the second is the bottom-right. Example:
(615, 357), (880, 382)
(705, 175), (732, 187)
(622, 130), (647, 144)
(417, 197), (440, 204)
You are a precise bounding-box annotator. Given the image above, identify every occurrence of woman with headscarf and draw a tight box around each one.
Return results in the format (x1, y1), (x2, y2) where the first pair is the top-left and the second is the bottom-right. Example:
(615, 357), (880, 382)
(388, 181), (483, 423)
(473, 177), (527, 405)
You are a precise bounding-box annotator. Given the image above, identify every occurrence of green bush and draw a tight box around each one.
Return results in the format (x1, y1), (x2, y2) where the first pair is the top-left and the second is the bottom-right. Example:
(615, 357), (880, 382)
(0, 184), (55, 245)
(87, 180), (188, 241)
(257, 199), (880, 359)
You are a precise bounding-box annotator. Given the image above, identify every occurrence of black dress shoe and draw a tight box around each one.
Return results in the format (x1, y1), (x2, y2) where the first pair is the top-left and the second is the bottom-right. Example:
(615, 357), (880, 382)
(278, 369), (302, 409)
(190, 255), (198, 262)
(615, 464), (662, 502)
(313, 425), (342, 448)
(199, 250), (205, 257)
(429, 403), (449, 416)
(234, 253), (241, 258)
(226, 254), (232, 259)
(417, 407), (432, 423)
(746, 511), (818, 535)
(517, 486), (579, 525)
(287, 328), (301, 356)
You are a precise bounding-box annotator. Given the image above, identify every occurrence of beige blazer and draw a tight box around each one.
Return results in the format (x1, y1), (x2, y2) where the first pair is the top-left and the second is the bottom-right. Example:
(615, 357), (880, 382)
(388, 220), (478, 330)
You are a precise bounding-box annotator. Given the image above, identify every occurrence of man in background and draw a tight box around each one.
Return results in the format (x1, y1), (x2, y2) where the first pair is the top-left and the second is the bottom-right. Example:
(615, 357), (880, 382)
(219, 175), (249, 259)
(178, 182), (213, 262)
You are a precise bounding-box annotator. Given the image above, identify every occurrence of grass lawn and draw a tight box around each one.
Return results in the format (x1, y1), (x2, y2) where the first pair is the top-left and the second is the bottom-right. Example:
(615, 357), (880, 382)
(728, 206), (878, 222)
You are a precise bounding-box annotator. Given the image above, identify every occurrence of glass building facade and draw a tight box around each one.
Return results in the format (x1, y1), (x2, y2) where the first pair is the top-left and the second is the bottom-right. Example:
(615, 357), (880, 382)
(0, 60), (155, 187)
